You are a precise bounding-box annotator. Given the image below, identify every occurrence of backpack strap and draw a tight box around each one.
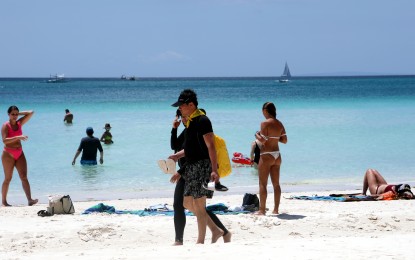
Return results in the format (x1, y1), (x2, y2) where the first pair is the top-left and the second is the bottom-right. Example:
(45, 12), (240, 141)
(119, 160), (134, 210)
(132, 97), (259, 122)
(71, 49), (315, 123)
(60, 195), (74, 214)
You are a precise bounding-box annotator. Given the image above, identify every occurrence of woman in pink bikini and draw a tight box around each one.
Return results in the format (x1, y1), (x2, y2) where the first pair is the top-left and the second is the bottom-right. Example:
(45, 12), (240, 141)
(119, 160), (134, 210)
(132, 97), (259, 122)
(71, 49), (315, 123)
(1, 105), (38, 206)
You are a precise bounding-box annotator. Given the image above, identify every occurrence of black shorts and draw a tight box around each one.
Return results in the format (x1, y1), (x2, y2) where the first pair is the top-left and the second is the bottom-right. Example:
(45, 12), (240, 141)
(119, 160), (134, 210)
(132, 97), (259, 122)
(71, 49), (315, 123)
(183, 159), (214, 199)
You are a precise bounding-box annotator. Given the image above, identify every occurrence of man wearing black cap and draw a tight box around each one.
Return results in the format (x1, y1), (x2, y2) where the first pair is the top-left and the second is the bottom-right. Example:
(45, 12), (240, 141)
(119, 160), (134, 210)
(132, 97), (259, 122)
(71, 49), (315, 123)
(169, 89), (230, 244)
(72, 127), (103, 166)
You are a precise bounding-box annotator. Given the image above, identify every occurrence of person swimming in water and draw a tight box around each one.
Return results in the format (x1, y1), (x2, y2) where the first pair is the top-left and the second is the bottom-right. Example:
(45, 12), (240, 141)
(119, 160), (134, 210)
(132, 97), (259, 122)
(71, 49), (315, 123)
(1, 105), (38, 206)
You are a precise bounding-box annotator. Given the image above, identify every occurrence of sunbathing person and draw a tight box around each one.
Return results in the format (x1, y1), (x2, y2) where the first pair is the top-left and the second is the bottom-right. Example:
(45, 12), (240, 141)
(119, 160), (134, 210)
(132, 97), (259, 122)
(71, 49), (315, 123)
(362, 169), (414, 199)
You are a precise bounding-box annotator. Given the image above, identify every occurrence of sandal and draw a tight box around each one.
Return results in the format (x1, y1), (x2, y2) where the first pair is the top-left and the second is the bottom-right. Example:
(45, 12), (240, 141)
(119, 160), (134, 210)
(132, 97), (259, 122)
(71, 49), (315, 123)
(166, 159), (176, 174)
(37, 210), (52, 217)
(215, 182), (229, 192)
(157, 160), (168, 174)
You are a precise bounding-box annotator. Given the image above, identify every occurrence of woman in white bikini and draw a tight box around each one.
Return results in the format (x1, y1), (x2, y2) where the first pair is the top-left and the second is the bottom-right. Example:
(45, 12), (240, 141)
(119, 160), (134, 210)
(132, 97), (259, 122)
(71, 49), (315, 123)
(255, 102), (287, 215)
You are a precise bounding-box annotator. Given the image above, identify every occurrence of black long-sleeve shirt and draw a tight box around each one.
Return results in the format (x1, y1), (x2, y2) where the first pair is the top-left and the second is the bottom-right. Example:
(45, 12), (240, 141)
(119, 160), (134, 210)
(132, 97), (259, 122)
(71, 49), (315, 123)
(170, 127), (186, 170)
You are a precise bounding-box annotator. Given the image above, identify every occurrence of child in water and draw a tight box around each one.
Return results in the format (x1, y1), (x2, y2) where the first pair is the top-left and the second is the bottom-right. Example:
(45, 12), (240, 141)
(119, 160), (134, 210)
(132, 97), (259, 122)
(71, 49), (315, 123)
(100, 123), (113, 144)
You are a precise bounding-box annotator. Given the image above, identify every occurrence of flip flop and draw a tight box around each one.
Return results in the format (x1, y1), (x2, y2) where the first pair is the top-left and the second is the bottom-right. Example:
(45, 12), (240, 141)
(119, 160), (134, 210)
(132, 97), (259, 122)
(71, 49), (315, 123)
(166, 159), (176, 174)
(215, 182), (229, 192)
(202, 181), (216, 191)
(37, 210), (52, 217)
(157, 160), (168, 174)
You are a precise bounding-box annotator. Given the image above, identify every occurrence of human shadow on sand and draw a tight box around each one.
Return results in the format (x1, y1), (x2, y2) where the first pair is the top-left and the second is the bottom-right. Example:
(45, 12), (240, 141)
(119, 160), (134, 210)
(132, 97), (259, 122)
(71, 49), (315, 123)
(274, 213), (306, 220)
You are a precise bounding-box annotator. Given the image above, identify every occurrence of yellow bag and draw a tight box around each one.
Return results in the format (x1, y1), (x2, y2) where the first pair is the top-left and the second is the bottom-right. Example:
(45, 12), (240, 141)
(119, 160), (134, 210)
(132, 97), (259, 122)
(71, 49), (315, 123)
(215, 135), (232, 178)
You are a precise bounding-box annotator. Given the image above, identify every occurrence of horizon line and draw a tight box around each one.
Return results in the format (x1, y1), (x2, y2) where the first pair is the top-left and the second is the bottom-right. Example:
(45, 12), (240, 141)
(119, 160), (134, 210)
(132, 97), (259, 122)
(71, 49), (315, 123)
(1, 74), (415, 79)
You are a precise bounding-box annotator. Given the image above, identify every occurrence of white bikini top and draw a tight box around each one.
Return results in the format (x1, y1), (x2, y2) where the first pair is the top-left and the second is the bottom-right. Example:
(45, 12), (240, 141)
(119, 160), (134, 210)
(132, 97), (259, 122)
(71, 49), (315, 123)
(260, 133), (286, 141)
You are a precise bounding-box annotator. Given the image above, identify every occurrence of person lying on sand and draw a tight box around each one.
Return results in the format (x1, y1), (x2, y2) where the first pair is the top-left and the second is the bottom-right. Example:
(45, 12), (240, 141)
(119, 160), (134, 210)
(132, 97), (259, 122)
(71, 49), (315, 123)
(362, 168), (414, 200)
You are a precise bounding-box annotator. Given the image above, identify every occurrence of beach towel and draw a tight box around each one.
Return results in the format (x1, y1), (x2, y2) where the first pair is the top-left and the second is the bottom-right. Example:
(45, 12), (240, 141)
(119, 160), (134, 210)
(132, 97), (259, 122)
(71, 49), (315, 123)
(83, 203), (175, 216)
(206, 202), (228, 212)
(205, 202), (251, 214)
(83, 203), (251, 216)
(288, 194), (376, 202)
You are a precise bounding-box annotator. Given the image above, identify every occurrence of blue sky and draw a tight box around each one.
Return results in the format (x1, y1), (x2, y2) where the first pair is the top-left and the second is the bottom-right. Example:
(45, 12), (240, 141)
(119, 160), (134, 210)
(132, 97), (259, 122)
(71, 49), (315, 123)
(1, 0), (414, 77)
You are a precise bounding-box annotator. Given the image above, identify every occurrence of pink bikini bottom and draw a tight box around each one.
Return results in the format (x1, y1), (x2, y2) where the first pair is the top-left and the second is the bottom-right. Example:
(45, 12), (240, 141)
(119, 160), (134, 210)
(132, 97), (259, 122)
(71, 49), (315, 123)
(3, 147), (23, 160)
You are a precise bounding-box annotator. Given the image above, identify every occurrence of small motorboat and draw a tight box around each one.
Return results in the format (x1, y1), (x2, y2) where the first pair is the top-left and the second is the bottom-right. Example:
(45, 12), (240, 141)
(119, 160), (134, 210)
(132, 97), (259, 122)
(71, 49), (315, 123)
(47, 74), (66, 83)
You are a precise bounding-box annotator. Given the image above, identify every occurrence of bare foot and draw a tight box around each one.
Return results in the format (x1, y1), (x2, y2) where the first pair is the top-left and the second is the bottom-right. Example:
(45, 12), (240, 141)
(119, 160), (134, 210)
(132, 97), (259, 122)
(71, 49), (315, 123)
(272, 210), (279, 215)
(2, 202), (12, 207)
(28, 199), (38, 206)
(211, 229), (224, 243)
(223, 232), (232, 243)
(253, 210), (265, 216)
(172, 241), (183, 246)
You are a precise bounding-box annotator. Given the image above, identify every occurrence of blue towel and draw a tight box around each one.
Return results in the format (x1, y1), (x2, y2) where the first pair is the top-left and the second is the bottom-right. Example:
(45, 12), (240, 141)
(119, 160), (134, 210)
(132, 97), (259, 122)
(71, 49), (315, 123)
(206, 203), (229, 211)
(83, 203), (175, 216)
(290, 196), (347, 201)
(83, 203), (251, 216)
(289, 195), (375, 202)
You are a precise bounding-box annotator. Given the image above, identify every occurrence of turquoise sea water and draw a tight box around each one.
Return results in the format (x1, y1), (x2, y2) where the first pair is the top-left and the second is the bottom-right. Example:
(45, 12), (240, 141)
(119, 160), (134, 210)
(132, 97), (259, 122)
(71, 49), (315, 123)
(1, 76), (415, 204)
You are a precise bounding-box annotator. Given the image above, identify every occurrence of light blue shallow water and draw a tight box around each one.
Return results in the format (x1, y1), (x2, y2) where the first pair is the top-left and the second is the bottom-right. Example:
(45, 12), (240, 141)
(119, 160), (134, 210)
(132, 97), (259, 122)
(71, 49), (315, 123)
(1, 76), (415, 204)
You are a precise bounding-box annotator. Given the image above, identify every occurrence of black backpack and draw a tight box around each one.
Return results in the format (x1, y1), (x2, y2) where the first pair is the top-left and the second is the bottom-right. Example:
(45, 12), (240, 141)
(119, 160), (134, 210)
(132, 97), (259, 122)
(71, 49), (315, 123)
(242, 193), (259, 211)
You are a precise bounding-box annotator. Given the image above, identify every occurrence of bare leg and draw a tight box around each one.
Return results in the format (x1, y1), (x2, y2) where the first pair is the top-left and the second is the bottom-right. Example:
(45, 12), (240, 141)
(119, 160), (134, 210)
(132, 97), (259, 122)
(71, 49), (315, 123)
(207, 211), (229, 243)
(207, 216), (224, 243)
(2, 152), (14, 206)
(270, 163), (281, 214)
(192, 197), (208, 244)
(184, 196), (225, 243)
(256, 155), (271, 215)
(15, 154), (38, 206)
(223, 232), (232, 243)
(363, 169), (387, 195)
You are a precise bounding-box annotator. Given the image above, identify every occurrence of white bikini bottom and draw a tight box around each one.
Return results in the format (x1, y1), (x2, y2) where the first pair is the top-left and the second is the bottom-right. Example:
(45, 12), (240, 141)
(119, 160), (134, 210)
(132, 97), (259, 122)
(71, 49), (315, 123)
(260, 151), (280, 160)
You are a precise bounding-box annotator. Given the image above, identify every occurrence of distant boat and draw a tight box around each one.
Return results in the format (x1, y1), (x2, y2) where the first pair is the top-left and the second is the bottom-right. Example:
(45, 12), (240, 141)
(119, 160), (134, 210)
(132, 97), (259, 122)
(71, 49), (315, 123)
(47, 74), (66, 83)
(121, 75), (136, 81)
(279, 62), (291, 83)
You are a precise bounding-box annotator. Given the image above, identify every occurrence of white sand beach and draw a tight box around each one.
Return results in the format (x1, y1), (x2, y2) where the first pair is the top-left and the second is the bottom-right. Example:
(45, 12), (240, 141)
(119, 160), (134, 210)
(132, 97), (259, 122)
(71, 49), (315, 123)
(1, 190), (414, 259)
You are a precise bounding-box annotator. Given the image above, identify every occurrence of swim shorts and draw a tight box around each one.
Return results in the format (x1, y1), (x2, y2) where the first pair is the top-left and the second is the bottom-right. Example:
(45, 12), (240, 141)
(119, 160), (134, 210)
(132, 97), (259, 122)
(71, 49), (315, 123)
(80, 160), (97, 165)
(183, 159), (214, 199)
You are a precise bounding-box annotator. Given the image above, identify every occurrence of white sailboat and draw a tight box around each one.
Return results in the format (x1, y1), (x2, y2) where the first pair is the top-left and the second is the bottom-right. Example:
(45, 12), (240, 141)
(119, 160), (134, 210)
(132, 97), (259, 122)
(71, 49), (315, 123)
(279, 62), (291, 83)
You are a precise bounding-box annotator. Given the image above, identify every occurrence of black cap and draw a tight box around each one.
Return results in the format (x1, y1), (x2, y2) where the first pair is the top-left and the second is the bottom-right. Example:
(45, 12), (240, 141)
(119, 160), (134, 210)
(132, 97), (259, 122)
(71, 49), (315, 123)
(171, 94), (190, 107)
(171, 89), (198, 107)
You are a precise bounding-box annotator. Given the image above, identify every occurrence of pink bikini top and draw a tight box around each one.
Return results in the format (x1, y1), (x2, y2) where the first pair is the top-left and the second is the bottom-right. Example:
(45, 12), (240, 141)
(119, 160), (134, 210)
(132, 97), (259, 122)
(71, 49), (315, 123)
(5, 121), (22, 137)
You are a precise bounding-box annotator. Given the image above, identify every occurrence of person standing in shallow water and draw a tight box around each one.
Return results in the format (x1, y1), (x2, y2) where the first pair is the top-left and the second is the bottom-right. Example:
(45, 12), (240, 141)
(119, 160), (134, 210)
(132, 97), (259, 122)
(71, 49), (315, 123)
(63, 109), (73, 124)
(72, 127), (104, 166)
(255, 102), (287, 215)
(100, 123), (114, 144)
(1, 105), (38, 206)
